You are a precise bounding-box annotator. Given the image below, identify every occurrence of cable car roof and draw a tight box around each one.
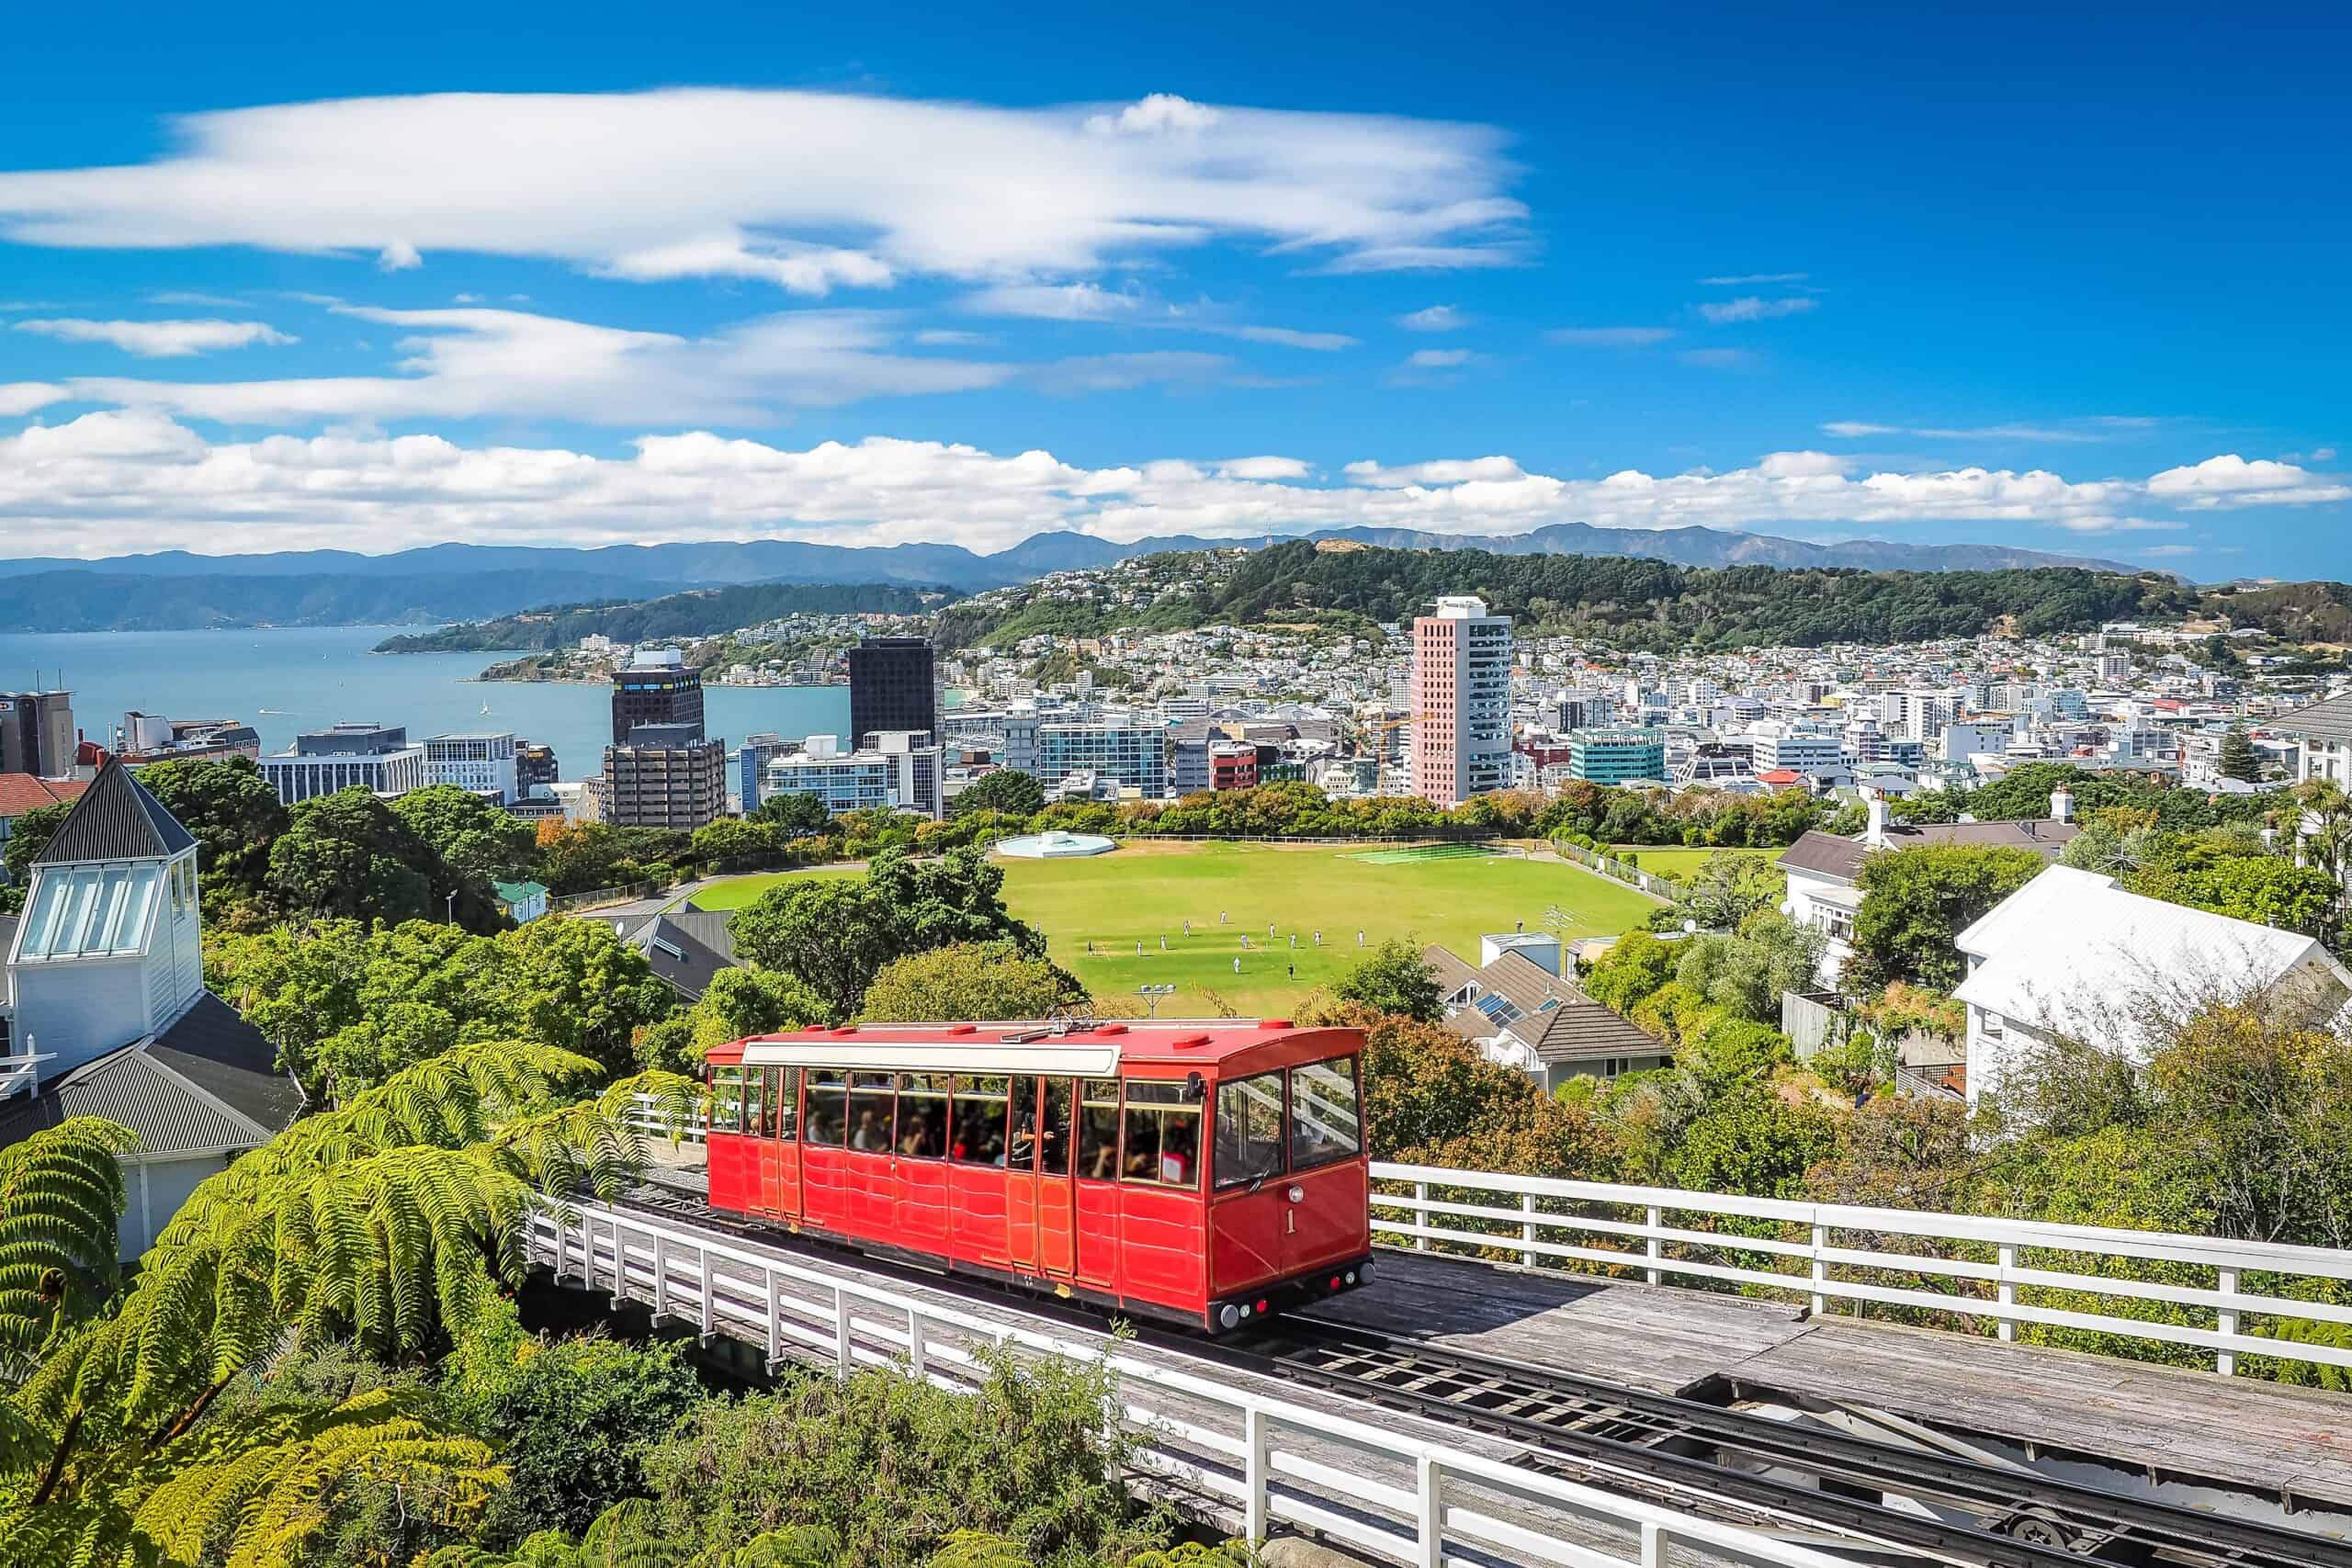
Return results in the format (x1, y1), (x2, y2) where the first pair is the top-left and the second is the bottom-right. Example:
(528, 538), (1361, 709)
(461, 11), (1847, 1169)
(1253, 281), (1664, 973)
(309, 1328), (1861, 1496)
(708, 1019), (1345, 1072)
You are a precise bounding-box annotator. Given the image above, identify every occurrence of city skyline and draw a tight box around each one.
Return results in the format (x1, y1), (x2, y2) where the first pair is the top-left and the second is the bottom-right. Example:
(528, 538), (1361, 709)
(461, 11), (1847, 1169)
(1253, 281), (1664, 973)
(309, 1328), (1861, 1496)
(0, 3), (2346, 576)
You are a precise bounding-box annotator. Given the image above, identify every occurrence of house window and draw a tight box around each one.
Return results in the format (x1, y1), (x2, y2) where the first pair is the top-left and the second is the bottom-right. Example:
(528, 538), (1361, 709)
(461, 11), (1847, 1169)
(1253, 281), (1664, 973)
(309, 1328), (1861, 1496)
(1982, 1010), (2005, 1040)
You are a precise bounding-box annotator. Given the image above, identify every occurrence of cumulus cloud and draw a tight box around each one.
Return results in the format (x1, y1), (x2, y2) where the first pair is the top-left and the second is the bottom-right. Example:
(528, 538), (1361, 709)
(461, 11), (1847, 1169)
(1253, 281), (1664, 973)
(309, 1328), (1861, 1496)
(0, 382), (64, 416)
(1396, 305), (1470, 332)
(1545, 326), (1674, 347)
(959, 283), (1352, 349)
(1822, 418), (2124, 444)
(2146, 454), (2351, 506)
(1695, 296), (1817, 324)
(0, 89), (1522, 286)
(0, 416), (2334, 558)
(14, 316), (296, 357)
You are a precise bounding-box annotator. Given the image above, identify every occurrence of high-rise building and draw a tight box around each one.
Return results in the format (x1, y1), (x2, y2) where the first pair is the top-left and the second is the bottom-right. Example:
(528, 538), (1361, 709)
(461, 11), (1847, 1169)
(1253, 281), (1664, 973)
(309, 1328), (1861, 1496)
(424, 732), (519, 801)
(603, 722), (727, 829)
(260, 723), (428, 804)
(515, 741), (559, 794)
(1208, 741), (1260, 791)
(0, 691), (76, 778)
(1035, 720), (1169, 798)
(1409, 596), (1512, 807)
(761, 729), (944, 819)
(610, 649), (705, 745)
(848, 637), (937, 748)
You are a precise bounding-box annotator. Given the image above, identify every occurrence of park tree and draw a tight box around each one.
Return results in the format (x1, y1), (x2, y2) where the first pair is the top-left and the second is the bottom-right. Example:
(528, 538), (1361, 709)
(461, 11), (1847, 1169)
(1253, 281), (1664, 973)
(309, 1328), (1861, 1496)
(266, 787), (503, 930)
(2127, 843), (2338, 936)
(2219, 726), (2263, 784)
(752, 789), (832, 836)
(1668, 852), (1788, 932)
(860, 940), (1084, 1022)
(731, 875), (906, 1017)
(1329, 937), (1442, 1022)
(499, 915), (679, 1077)
(393, 783), (540, 880)
(1582, 930), (1679, 1015)
(948, 768), (1045, 818)
(1847, 843), (2045, 991)
(136, 754), (288, 900)
(635, 965), (832, 1070)
(692, 816), (784, 866)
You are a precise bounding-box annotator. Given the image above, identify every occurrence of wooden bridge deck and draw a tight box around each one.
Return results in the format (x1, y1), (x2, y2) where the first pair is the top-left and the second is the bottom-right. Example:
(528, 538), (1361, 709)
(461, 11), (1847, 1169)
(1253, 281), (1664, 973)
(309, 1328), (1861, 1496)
(1315, 1248), (2352, 1509)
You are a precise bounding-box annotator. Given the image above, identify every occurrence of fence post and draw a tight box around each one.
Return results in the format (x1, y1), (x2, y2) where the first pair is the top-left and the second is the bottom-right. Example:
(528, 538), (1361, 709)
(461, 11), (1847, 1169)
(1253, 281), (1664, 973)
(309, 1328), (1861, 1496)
(1645, 1204), (1663, 1286)
(834, 1288), (854, 1378)
(697, 1248), (715, 1342)
(1809, 1223), (1828, 1315)
(1414, 1453), (1443, 1568)
(906, 1305), (926, 1381)
(1520, 1192), (1539, 1269)
(606, 1217), (626, 1312)
(651, 1235), (670, 1323)
(1415, 1182), (1430, 1251)
(1639, 1520), (1667, 1568)
(1996, 1245), (2017, 1342)
(2216, 1266), (2240, 1377)
(1243, 1404), (1270, 1543)
(765, 1268), (783, 1368)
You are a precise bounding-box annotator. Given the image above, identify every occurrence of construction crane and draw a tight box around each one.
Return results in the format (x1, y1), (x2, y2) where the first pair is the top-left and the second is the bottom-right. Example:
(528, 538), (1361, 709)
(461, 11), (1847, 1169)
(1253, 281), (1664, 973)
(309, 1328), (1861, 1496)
(1353, 713), (1432, 760)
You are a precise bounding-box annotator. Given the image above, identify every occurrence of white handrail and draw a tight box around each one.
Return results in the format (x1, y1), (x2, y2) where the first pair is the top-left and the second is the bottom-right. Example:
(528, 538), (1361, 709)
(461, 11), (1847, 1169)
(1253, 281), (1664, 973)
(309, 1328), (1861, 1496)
(527, 1196), (1865, 1568)
(624, 1097), (2352, 1378)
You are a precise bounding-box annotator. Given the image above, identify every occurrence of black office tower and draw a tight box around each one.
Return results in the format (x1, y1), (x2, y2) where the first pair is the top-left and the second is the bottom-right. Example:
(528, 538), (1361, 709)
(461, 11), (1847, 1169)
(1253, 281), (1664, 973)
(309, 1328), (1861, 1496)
(848, 637), (935, 749)
(610, 657), (706, 745)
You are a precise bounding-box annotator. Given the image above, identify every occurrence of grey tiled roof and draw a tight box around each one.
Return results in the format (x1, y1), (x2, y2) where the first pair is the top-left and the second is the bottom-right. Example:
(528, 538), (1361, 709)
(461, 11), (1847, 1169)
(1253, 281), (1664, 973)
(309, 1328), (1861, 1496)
(2269, 691), (2352, 745)
(34, 760), (196, 866)
(0, 992), (301, 1156)
(630, 910), (741, 999)
(1780, 818), (2077, 886)
(1421, 944), (1657, 1061)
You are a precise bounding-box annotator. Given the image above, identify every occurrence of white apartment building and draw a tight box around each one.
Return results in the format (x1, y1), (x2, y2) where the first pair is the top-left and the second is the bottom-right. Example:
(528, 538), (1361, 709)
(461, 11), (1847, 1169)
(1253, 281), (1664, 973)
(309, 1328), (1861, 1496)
(1035, 720), (1168, 798)
(763, 731), (944, 818)
(424, 731), (519, 802)
(259, 743), (426, 803)
(1747, 722), (1844, 778)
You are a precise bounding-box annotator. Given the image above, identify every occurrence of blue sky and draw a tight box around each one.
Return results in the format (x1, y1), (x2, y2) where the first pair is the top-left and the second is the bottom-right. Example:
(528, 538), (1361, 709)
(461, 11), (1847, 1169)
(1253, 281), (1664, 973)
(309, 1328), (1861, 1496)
(0, 1), (2346, 576)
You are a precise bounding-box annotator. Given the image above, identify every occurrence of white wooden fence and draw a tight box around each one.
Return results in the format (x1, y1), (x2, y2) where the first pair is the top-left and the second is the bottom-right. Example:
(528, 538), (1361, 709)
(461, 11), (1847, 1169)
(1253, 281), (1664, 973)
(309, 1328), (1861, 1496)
(624, 1099), (2352, 1379)
(528, 1197), (1864, 1568)
(1374, 1162), (2352, 1379)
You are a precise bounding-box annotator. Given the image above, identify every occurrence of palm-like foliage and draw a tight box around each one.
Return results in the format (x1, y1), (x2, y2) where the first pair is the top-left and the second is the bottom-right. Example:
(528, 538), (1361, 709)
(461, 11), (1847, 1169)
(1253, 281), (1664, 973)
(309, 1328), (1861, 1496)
(0, 1037), (701, 1566)
(0, 1118), (137, 1383)
(3, 1386), (502, 1568)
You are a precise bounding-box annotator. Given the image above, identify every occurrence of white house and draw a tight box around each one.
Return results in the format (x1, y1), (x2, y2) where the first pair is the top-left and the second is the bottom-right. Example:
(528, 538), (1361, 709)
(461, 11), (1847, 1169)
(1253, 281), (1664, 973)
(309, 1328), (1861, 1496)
(1422, 940), (1667, 1089)
(1951, 864), (2352, 1109)
(0, 761), (304, 1258)
(1780, 789), (2078, 986)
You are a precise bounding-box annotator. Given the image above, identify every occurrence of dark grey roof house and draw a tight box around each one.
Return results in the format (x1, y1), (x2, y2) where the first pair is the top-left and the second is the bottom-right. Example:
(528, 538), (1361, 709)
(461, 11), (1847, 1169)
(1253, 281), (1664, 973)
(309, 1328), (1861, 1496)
(1423, 942), (1666, 1090)
(624, 908), (741, 1000)
(0, 761), (302, 1258)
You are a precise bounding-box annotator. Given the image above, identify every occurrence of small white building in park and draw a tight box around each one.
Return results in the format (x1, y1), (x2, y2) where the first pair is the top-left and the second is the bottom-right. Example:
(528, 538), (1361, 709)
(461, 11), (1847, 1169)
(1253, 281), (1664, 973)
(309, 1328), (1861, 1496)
(0, 761), (306, 1258)
(1951, 864), (2352, 1109)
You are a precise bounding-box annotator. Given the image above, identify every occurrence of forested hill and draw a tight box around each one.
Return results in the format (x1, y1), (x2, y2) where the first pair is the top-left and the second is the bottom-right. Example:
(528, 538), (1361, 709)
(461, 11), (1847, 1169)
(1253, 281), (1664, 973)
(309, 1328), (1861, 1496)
(375, 580), (957, 652)
(939, 540), (2198, 652)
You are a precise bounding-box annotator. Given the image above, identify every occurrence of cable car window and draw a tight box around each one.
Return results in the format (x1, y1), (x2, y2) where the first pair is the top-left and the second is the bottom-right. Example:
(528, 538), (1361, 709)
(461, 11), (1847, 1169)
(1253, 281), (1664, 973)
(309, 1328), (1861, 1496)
(846, 1072), (897, 1153)
(951, 1076), (1010, 1166)
(1009, 1076), (1040, 1170)
(1121, 1079), (1201, 1190)
(742, 1068), (764, 1140)
(775, 1066), (799, 1142)
(1078, 1077), (1122, 1181)
(711, 1066), (744, 1134)
(1041, 1077), (1075, 1178)
(1290, 1056), (1363, 1170)
(1214, 1072), (1286, 1190)
(897, 1073), (949, 1158)
(804, 1069), (848, 1146)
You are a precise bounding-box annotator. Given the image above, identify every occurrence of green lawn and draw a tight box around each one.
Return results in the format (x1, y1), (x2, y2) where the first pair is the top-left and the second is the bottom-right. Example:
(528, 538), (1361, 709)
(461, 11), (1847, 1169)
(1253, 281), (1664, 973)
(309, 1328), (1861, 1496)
(695, 841), (1662, 1015)
(690, 865), (859, 910)
(1603, 844), (1785, 881)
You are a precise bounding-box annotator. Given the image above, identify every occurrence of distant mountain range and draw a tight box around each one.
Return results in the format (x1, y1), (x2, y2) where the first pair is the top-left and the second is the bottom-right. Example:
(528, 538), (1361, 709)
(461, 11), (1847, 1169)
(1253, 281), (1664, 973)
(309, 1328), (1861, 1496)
(0, 524), (2162, 632)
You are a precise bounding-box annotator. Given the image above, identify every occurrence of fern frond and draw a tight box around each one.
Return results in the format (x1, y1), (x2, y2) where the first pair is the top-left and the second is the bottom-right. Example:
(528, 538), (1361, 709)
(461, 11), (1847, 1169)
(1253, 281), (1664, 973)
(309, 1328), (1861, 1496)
(0, 1118), (138, 1382)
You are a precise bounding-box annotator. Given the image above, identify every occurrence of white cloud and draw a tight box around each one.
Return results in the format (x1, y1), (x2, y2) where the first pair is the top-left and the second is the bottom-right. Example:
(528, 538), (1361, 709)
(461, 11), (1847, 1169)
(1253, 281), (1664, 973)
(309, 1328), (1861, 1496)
(0, 417), (2335, 558)
(1546, 326), (1673, 347)
(1396, 305), (1470, 332)
(13, 316), (295, 357)
(1025, 351), (1229, 396)
(0, 382), (64, 416)
(2140, 545), (2198, 558)
(2050, 516), (2187, 533)
(1695, 296), (1817, 324)
(1219, 324), (1354, 351)
(1822, 418), (2121, 444)
(1698, 272), (1808, 286)
(1402, 348), (1474, 368)
(0, 89), (1521, 285)
(2146, 454), (2351, 506)
(962, 282), (1144, 321)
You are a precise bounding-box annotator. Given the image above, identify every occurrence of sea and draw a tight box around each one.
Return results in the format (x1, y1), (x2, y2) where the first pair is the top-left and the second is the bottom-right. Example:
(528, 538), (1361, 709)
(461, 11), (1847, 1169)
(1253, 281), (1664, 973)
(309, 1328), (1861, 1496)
(0, 625), (850, 784)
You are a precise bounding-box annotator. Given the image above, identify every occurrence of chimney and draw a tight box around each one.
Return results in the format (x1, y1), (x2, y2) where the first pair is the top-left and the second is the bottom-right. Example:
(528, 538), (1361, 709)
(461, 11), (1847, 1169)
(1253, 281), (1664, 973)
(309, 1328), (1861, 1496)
(1863, 788), (1889, 848)
(2050, 785), (2073, 825)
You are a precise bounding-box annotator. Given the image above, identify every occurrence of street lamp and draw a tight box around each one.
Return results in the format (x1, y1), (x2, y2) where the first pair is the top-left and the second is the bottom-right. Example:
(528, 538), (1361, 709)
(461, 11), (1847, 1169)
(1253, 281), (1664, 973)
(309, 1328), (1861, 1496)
(445, 888), (458, 924)
(1136, 983), (1177, 1019)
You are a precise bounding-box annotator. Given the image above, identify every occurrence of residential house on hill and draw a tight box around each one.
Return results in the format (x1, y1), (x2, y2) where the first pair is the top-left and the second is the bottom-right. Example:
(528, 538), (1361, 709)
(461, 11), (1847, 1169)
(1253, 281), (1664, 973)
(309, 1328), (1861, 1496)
(0, 772), (89, 882)
(1781, 789), (2079, 986)
(1951, 863), (2352, 1109)
(1424, 936), (1666, 1089)
(622, 908), (741, 1001)
(0, 761), (303, 1258)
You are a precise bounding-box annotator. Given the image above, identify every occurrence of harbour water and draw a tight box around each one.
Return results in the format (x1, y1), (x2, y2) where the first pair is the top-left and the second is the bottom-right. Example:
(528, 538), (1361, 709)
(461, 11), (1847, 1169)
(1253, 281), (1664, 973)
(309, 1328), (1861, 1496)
(0, 625), (849, 784)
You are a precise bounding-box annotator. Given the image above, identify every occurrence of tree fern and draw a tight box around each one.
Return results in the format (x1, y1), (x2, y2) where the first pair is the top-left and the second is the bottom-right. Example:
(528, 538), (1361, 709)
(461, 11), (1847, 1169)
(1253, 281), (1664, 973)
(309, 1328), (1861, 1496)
(0, 1119), (137, 1385)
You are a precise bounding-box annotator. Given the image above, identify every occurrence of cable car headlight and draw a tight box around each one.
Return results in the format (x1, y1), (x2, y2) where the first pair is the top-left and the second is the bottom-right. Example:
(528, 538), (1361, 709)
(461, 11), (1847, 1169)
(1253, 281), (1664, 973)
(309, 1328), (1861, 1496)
(1217, 1303), (1241, 1331)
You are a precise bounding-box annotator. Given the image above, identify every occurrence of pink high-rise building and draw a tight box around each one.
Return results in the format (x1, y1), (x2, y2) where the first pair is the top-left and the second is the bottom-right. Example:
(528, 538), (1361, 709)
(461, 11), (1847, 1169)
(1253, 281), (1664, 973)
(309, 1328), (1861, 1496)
(1410, 595), (1512, 807)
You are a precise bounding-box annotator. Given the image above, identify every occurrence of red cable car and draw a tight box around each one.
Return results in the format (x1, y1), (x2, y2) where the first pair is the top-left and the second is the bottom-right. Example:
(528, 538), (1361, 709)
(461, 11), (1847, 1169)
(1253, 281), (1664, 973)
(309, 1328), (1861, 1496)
(701, 1019), (1373, 1331)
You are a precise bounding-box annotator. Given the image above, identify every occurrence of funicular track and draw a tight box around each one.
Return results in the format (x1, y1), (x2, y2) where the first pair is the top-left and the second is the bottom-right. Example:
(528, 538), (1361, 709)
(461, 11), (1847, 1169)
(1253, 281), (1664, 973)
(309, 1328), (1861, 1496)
(1235, 1319), (2351, 1568)
(612, 1185), (2346, 1568)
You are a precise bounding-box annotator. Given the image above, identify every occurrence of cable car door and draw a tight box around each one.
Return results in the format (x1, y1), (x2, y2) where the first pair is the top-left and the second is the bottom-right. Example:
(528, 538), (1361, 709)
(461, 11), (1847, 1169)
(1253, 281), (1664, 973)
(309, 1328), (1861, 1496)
(1006, 1076), (1078, 1279)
